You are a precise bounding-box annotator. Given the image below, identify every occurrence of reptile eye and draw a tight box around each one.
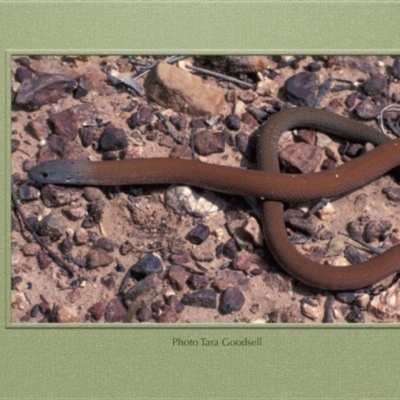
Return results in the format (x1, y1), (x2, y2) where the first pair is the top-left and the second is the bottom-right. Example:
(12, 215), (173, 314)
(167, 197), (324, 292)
(42, 172), (48, 178)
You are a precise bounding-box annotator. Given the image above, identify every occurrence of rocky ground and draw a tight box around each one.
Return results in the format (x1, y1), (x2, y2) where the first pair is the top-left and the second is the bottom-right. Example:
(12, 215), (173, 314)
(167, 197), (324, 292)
(10, 55), (400, 323)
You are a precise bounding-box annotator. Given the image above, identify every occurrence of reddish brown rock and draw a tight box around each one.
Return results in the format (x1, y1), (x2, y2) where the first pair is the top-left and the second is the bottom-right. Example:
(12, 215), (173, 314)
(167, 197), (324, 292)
(86, 249), (114, 269)
(88, 301), (105, 321)
(193, 129), (229, 156)
(41, 184), (82, 207)
(167, 265), (190, 290)
(232, 250), (253, 271)
(144, 61), (225, 117)
(279, 143), (324, 174)
(104, 297), (127, 322)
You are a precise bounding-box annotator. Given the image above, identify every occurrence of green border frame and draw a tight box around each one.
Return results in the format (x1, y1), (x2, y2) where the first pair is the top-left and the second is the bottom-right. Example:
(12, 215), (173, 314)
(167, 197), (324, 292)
(3, 1), (400, 399)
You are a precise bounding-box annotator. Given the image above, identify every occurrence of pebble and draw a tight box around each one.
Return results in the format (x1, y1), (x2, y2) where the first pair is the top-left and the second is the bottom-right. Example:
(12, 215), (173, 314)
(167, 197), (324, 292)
(382, 187), (400, 202)
(87, 200), (105, 224)
(144, 61), (225, 117)
(322, 295), (335, 323)
(49, 104), (98, 141)
(21, 243), (41, 256)
(166, 295), (185, 313)
(95, 237), (115, 253)
(119, 240), (133, 256)
(37, 213), (65, 241)
(239, 90), (257, 103)
(83, 187), (104, 202)
(362, 74), (386, 96)
(284, 209), (319, 236)
(219, 287), (245, 314)
(131, 253), (164, 280)
(73, 75), (91, 99)
(336, 292), (356, 304)
(345, 92), (357, 109)
(300, 298), (321, 320)
(354, 193), (369, 211)
(190, 239), (216, 262)
(55, 305), (78, 323)
(11, 276), (23, 290)
(392, 58), (400, 79)
(240, 112), (258, 129)
(169, 114), (187, 131)
(62, 206), (86, 221)
(18, 184), (40, 201)
(284, 71), (317, 107)
(187, 223), (210, 244)
(188, 274), (209, 290)
(28, 115), (52, 140)
(15, 73), (77, 109)
(41, 184), (82, 207)
(354, 98), (383, 120)
(100, 276), (116, 290)
(346, 220), (364, 240)
(165, 186), (226, 217)
(279, 143), (323, 174)
(98, 125), (128, 151)
(324, 237), (345, 258)
(193, 129), (229, 156)
(296, 129), (316, 145)
(74, 228), (89, 245)
(225, 114), (241, 131)
(104, 297), (127, 322)
(364, 220), (392, 243)
(355, 293), (370, 310)
(243, 217), (263, 247)
(345, 307), (365, 323)
(343, 245), (368, 264)
(167, 265), (190, 290)
(37, 251), (52, 270)
(232, 250), (253, 271)
(88, 301), (105, 321)
(157, 306), (179, 323)
(181, 289), (217, 309)
(86, 249), (114, 269)
(59, 238), (73, 254)
(137, 306), (153, 322)
(222, 238), (239, 259)
(127, 105), (154, 128)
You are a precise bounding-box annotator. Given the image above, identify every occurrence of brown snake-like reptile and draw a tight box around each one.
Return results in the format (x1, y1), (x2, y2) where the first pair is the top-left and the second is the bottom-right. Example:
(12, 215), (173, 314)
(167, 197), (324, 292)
(28, 107), (400, 290)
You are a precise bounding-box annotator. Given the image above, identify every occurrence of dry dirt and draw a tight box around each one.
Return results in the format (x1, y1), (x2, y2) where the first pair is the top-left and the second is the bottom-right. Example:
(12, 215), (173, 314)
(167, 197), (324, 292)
(10, 55), (400, 324)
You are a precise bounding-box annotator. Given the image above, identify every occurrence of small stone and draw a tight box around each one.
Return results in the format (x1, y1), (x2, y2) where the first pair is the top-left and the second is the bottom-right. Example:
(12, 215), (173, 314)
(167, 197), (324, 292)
(193, 129), (229, 156)
(239, 90), (257, 103)
(15, 66), (33, 82)
(190, 239), (216, 262)
(300, 298), (321, 320)
(100, 276), (116, 290)
(41, 184), (82, 207)
(127, 105), (154, 128)
(235, 132), (249, 154)
(157, 306), (179, 323)
(104, 297), (127, 322)
(78, 126), (95, 147)
(99, 125), (128, 151)
(392, 58), (400, 80)
(62, 206), (86, 221)
(55, 305), (78, 323)
(240, 112), (258, 129)
(169, 250), (190, 264)
(188, 274), (209, 290)
(225, 114), (241, 131)
(74, 228), (89, 245)
(354, 98), (384, 120)
(137, 306), (153, 322)
(296, 129), (316, 145)
(11, 276), (23, 290)
(120, 240), (133, 256)
(37, 251), (52, 270)
(83, 187), (104, 202)
(354, 193), (369, 211)
(169, 114), (187, 131)
(284, 71), (317, 107)
(284, 209), (319, 236)
(222, 238), (238, 259)
(364, 220), (392, 243)
(166, 295), (185, 313)
(243, 217), (263, 246)
(131, 253), (163, 280)
(336, 292), (356, 304)
(28, 115), (52, 140)
(67, 289), (81, 304)
(88, 301), (105, 321)
(279, 143), (323, 174)
(30, 304), (40, 318)
(187, 223), (210, 244)
(21, 243), (41, 256)
(345, 92), (357, 109)
(307, 62), (321, 72)
(219, 287), (245, 314)
(181, 289), (217, 309)
(355, 293), (370, 309)
(343, 245), (368, 264)
(232, 250), (252, 271)
(37, 213), (65, 241)
(87, 200), (105, 224)
(73, 75), (91, 99)
(15, 73), (77, 109)
(345, 307), (365, 323)
(144, 61), (225, 117)
(95, 237), (115, 253)
(18, 184), (40, 201)
(382, 187), (400, 201)
(11, 139), (20, 153)
(167, 265), (190, 290)
(363, 74), (386, 96)
(59, 238), (73, 255)
(324, 237), (345, 258)
(86, 249), (114, 269)
(49, 104), (98, 141)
